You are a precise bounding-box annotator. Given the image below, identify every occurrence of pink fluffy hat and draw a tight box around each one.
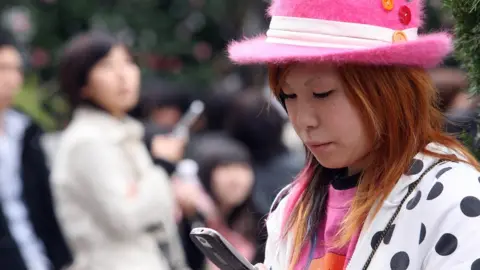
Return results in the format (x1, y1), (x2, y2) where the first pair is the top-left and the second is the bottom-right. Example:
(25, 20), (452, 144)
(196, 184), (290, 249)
(228, 0), (452, 68)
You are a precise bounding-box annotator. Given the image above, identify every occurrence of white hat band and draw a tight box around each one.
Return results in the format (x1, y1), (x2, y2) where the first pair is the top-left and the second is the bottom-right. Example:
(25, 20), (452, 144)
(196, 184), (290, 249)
(266, 16), (418, 49)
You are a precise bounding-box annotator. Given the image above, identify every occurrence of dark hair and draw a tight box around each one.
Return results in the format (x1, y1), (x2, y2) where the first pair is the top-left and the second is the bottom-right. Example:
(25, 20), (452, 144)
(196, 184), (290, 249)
(203, 91), (236, 131)
(0, 28), (16, 49)
(190, 133), (251, 196)
(189, 133), (253, 224)
(142, 78), (193, 115)
(225, 90), (287, 163)
(58, 31), (123, 110)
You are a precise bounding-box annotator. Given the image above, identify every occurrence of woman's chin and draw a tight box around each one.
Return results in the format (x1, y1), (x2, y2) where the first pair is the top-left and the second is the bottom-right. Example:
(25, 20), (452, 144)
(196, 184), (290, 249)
(120, 100), (139, 112)
(314, 155), (350, 169)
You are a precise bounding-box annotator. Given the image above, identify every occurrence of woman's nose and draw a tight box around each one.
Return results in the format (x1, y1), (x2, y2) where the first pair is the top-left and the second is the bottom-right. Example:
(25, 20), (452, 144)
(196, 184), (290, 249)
(296, 105), (319, 130)
(116, 65), (129, 81)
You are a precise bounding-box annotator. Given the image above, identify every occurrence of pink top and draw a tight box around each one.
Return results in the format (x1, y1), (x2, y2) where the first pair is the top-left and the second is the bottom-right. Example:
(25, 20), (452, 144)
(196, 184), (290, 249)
(296, 169), (360, 270)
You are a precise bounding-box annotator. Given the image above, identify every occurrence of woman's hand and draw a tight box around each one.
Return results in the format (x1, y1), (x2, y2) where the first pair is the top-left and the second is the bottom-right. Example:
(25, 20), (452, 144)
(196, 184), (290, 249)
(172, 180), (203, 216)
(150, 135), (186, 162)
(172, 179), (219, 221)
(254, 263), (267, 270)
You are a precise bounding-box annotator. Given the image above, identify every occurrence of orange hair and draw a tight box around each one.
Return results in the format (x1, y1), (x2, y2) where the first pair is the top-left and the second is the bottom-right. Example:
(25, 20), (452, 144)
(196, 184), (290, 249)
(268, 63), (480, 269)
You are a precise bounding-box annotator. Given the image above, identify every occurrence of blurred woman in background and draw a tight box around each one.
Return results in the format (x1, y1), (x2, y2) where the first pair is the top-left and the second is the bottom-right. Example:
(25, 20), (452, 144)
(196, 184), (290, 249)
(225, 90), (303, 217)
(50, 31), (189, 270)
(430, 67), (479, 140)
(430, 67), (470, 113)
(180, 134), (258, 270)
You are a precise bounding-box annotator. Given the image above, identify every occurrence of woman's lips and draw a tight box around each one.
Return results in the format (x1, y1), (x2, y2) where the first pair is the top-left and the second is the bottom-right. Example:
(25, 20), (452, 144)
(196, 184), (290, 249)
(307, 142), (333, 152)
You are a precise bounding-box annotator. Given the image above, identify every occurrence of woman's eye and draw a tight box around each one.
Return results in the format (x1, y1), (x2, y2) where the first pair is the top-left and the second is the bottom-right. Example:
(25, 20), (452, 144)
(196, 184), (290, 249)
(313, 90), (333, 99)
(280, 91), (297, 100)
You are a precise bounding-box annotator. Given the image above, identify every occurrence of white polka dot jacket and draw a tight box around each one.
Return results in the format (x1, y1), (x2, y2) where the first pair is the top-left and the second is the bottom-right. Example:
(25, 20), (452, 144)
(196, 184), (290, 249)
(264, 143), (480, 269)
(50, 107), (190, 270)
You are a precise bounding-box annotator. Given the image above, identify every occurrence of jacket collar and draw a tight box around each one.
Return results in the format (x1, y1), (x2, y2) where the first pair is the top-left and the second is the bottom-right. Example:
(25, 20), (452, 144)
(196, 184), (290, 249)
(345, 143), (460, 269)
(72, 106), (144, 143)
(2, 109), (30, 139)
(383, 143), (456, 207)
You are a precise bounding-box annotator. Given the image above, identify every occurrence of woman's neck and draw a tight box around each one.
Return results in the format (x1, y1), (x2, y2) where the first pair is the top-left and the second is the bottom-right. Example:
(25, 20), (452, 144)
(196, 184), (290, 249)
(111, 110), (126, 119)
(82, 101), (126, 120)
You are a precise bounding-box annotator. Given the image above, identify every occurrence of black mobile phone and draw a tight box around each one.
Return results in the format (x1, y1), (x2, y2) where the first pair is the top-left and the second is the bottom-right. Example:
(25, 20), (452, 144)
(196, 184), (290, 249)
(189, 227), (256, 270)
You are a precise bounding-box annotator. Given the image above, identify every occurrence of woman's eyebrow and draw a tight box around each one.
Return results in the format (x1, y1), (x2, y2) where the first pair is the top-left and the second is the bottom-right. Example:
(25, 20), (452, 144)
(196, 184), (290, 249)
(282, 76), (324, 91)
(304, 76), (322, 87)
(282, 80), (294, 92)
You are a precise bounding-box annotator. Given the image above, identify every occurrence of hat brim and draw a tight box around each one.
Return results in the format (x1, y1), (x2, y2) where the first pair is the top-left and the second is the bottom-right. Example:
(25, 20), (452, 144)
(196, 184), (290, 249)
(228, 33), (452, 68)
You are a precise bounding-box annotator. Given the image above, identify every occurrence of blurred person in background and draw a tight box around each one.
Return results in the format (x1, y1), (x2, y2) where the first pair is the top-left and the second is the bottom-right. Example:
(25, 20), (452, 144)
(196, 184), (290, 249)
(138, 80), (193, 176)
(430, 67), (479, 139)
(202, 91), (236, 133)
(0, 28), (72, 270)
(50, 31), (189, 270)
(223, 90), (303, 263)
(140, 79), (193, 129)
(431, 67), (471, 113)
(225, 90), (303, 217)
(180, 134), (258, 270)
(181, 90), (236, 162)
(133, 78), (218, 245)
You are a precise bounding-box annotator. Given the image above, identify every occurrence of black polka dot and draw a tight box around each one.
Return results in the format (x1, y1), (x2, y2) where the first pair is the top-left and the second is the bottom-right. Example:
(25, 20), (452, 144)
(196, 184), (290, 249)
(478, 176), (480, 184)
(371, 231), (382, 249)
(390, 251), (410, 270)
(406, 159), (424, 175)
(472, 258), (480, 270)
(406, 191), (422, 210)
(427, 182), (444, 200)
(384, 224), (396, 244)
(436, 167), (452, 179)
(460, 196), (480, 217)
(419, 223), (426, 244)
(435, 233), (458, 256)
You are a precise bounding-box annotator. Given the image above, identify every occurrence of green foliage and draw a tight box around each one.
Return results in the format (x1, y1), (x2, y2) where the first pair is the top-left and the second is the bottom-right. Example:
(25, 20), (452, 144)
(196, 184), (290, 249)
(458, 130), (480, 160)
(444, 0), (480, 94)
(13, 75), (67, 131)
(2, 0), (249, 86)
(0, 0), (256, 127)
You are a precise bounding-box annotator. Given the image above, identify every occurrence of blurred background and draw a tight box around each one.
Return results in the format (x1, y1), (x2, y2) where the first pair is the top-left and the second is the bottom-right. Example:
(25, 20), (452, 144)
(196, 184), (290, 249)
(1, 0), (459, 130)
(0, 1), (478, 270)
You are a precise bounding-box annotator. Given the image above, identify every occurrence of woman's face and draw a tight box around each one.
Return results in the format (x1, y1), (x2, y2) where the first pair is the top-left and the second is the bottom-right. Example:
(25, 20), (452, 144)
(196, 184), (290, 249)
(281, 63), (372, 172)
(82, 46), (140, 115)
(0, 46), (23, 111)
(211, 163), (254, 210)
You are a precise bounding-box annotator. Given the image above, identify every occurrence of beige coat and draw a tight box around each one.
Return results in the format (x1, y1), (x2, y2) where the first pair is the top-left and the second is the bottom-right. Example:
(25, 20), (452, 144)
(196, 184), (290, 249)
(50, 107), (189, 270)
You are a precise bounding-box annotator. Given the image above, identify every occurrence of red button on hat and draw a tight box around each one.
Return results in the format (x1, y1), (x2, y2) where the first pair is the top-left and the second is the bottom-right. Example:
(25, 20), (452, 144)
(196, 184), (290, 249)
(398, 5), (411, 25)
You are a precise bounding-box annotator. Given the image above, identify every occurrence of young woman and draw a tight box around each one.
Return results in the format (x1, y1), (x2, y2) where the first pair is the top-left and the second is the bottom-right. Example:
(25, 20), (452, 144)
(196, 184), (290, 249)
(228, 0), (480, 269)
(50, 32), (189, 270)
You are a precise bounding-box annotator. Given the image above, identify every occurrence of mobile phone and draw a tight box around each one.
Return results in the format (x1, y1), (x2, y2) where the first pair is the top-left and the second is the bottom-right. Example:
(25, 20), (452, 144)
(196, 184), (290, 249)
(171, 100), (205, 139)
(190, 227), (256, 270)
